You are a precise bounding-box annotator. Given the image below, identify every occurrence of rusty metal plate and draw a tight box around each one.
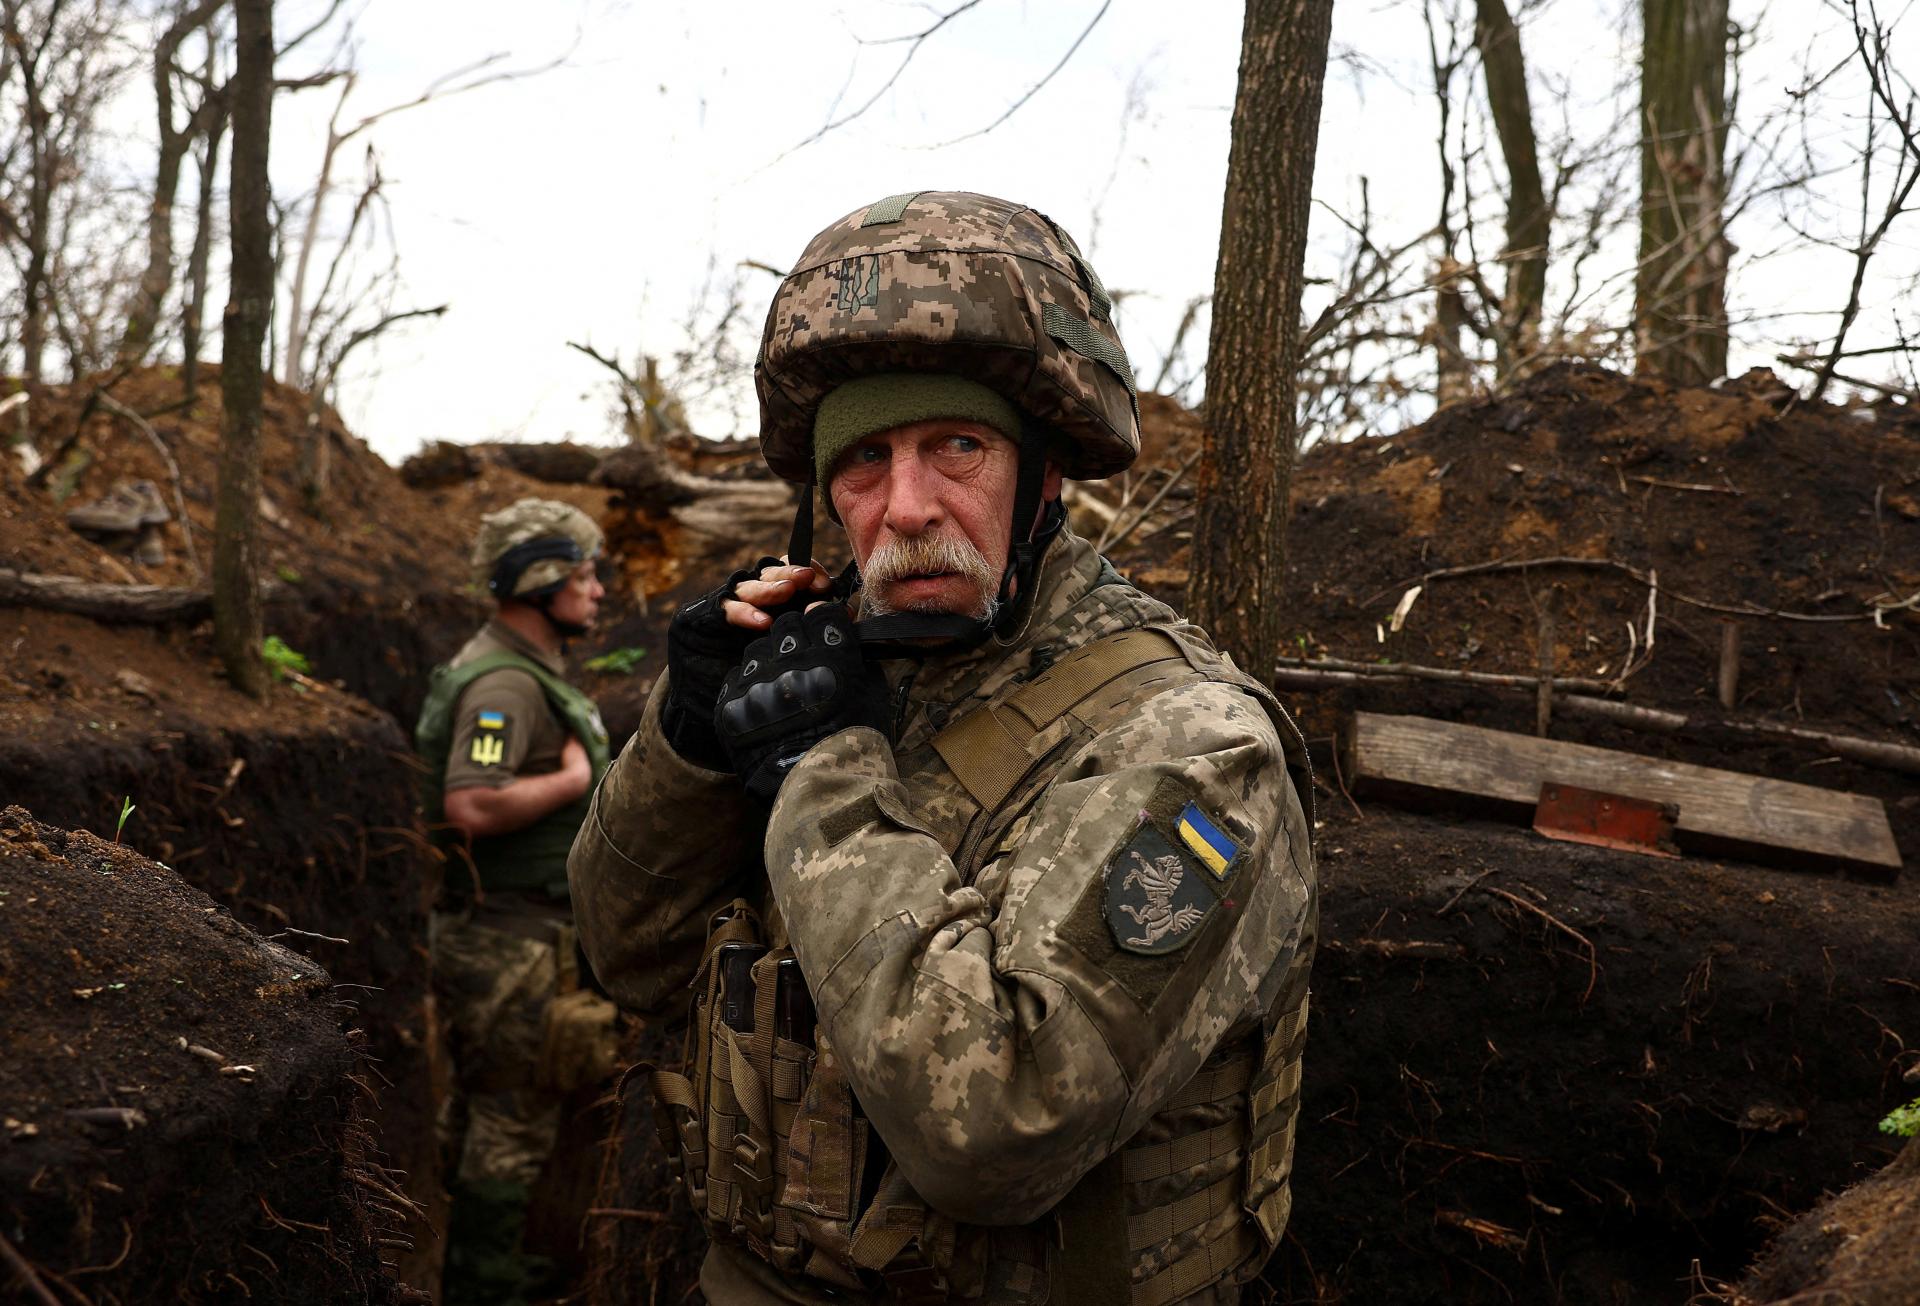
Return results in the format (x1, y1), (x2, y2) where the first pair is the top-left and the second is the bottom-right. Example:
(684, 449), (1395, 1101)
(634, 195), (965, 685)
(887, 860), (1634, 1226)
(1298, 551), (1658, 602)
(1534, 782), (1679, 858)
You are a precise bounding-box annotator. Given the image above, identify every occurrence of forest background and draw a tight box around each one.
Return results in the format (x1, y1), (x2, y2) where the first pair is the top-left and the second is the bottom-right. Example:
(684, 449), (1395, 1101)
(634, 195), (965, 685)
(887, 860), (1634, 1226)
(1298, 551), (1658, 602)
(2, 0), (1916, 465)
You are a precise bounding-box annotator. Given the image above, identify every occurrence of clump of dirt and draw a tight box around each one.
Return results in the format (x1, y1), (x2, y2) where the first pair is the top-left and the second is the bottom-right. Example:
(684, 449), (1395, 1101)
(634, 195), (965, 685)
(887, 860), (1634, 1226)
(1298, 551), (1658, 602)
(0, 806), (399, 1303)
(1098, 364), (1920, 865)
(8, 368), (611, 593)
(1734, 1136), (1920, 1305)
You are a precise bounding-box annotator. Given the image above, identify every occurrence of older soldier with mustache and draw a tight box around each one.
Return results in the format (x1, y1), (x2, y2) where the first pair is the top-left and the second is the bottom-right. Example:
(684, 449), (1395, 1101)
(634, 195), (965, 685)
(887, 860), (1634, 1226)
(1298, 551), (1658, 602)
(569, 193), (1318, 1305)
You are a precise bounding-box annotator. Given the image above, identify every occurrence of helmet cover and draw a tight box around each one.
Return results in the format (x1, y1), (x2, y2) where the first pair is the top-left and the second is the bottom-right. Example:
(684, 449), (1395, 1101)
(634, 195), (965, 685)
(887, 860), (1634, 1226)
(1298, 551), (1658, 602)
(471, 498), (604, 598)
(755, 191), (1140, 485)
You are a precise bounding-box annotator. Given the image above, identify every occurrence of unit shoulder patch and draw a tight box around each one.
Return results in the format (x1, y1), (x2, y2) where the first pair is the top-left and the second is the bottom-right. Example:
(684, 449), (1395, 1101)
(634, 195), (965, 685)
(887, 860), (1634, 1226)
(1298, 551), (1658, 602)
(1057, 777), (1259, 1012)
(1105, 824), (1216, 955)
(1102, 783), (1246, 958)
(470, 709), (509, 766)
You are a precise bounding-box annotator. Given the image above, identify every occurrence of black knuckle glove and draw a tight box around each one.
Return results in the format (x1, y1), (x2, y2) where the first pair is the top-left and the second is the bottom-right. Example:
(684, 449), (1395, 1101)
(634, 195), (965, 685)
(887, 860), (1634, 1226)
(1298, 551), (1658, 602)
(662, 556), (807, 767)
(713, 605), (893, 801)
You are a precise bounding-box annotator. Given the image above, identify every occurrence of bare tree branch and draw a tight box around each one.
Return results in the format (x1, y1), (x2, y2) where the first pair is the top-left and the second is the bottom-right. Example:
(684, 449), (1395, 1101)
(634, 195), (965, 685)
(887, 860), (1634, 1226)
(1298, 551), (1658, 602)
(922, 0), (1112, 148)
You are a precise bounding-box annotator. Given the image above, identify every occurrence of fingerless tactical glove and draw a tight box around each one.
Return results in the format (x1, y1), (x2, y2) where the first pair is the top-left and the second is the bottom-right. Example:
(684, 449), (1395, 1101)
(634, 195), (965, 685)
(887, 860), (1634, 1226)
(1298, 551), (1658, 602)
(662, 557), (806, 768)
(713, 605), (893, 801)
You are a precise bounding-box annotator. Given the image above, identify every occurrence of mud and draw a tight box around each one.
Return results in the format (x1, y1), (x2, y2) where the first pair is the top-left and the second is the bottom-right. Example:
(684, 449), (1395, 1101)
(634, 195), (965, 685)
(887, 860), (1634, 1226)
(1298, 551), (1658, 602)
(0, 808), (396, 1303)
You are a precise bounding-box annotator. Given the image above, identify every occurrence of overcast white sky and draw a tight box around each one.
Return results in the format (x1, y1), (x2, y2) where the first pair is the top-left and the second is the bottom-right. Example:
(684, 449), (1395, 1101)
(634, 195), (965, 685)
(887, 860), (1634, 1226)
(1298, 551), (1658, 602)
(244, 0), (1913, 462)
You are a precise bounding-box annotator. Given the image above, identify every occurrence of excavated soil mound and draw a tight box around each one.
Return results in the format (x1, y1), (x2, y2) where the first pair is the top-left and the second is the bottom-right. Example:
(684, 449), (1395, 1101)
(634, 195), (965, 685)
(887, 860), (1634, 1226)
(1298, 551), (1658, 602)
(0, 807), (397, 1303)
(1734, 1137), (1920, 1305)
(1112, 364), (1919, 743)
(4, 367), (620, 724)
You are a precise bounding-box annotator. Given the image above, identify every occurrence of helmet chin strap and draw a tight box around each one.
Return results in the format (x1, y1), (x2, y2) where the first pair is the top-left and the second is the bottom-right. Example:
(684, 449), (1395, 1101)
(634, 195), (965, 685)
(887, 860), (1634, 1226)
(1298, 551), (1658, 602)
(785, 415), (1059, 659)
(541, 606), (592, 641)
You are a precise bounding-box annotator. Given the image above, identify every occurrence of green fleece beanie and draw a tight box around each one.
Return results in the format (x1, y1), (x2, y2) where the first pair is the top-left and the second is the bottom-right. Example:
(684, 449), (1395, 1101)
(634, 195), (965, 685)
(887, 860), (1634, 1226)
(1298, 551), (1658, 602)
(813, 373), (1021, 485)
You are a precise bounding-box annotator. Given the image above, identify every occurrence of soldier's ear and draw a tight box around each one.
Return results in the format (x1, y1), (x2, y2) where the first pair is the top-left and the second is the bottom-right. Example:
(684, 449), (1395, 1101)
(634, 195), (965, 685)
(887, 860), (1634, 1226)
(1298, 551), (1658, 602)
(1042, 461), (1064, 502)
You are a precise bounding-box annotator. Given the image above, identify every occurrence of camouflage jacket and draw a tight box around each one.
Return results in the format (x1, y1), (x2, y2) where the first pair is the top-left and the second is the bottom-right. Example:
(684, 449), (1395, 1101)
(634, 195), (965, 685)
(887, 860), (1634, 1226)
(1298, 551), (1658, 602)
(570, 529), (1317, 1299)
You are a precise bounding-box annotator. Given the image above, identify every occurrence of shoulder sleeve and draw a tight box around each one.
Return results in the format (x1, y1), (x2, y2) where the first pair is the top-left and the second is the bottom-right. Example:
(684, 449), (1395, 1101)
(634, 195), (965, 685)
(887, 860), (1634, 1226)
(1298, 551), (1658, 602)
(764, 676), (1316, 1226)
(442, 669), (545, 791)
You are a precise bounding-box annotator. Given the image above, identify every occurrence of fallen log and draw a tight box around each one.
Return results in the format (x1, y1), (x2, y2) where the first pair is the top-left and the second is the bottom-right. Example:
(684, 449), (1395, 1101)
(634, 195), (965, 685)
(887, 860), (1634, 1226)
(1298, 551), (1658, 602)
(595, 440), (795, 600)
(1272, 661), (1920, 777)
(0, 570), (213, 624)
(1275, 654), (1617, 695)
(0, 570), (294, 626)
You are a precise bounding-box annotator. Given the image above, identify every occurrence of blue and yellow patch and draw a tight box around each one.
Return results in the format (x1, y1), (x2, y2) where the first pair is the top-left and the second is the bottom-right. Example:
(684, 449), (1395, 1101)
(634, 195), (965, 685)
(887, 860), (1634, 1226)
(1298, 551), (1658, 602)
(1175, 801), (1238, 880)
(470, 709), (508, 765)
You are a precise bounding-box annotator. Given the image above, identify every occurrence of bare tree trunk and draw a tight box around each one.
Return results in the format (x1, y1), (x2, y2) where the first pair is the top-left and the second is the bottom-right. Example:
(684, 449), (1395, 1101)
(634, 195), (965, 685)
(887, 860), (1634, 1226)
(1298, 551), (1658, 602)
(1186, 0), (1335, 672)
(182, 101), (226, 407)
(1475, 0), (1548, 376)
(1435, 258), (1474, 405)
(1636, 0), (1731, 385)
(214, 0), (272, 699)
(122, 0), (225, 362)
(16, 23), (52, 388)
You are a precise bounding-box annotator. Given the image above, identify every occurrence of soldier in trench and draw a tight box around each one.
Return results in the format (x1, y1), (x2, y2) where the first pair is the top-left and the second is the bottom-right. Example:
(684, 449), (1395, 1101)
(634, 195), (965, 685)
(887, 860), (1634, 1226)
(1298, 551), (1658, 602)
(415, 497), (619, 1295)
(569, 193), (1319, 1303)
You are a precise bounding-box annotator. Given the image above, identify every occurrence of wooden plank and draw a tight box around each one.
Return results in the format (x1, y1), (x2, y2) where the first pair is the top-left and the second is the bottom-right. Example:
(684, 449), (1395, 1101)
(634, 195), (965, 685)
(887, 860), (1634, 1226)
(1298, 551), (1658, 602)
(1345, 712), (1902, 873)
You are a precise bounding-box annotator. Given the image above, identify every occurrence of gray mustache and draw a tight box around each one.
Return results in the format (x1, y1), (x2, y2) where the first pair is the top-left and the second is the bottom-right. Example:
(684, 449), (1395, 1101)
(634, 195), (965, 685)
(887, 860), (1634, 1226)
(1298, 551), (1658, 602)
(861, 532), (998, 616)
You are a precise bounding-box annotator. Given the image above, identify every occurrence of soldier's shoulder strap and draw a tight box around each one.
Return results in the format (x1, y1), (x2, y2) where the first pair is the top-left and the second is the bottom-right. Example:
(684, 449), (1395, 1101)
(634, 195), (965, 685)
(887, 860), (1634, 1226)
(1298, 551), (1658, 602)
(930, 621), (1316, 829)
(930, 626), (1193, 814)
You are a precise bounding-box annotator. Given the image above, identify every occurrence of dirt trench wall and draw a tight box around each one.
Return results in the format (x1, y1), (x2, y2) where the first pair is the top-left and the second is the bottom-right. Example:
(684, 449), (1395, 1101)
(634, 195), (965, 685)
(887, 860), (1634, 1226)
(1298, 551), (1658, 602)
(0, 810), (396, 1303)
(0, 710), (445, 1295)
(1267, 807), (1919, 1306)
(268, 584), (483, 728)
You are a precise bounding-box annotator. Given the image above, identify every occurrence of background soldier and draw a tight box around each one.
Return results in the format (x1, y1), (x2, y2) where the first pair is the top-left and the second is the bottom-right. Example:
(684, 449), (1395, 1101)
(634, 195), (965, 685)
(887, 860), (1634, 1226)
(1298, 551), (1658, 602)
(415, 497), (617, 1299)
(571, 192), (1319, 1303)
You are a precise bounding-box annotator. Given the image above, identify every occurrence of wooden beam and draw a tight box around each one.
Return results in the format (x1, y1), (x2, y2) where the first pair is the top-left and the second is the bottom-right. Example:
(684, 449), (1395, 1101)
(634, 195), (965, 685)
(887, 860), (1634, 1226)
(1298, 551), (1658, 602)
(1344, 712), (1902, 873)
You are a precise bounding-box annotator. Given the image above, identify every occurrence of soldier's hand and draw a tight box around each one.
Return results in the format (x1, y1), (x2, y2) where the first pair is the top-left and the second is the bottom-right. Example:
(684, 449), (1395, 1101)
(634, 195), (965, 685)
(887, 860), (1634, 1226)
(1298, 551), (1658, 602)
(714, 605), (892, 801)
(664, 557), (829, 767)
(722, 560), (833, 630)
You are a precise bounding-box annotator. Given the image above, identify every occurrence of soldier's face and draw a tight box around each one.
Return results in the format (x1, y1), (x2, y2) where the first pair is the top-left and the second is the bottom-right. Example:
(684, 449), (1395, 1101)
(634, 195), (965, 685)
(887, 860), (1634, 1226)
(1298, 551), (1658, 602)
(829, 419), (1061, 618)
(547, 559), (605, 630)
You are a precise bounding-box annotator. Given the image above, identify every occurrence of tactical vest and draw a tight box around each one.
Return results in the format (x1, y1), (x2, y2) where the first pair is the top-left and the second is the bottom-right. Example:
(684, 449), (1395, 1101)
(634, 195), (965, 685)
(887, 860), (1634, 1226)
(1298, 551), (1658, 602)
(640, 625), (1316, 1304)
(414, 650), (611, 895)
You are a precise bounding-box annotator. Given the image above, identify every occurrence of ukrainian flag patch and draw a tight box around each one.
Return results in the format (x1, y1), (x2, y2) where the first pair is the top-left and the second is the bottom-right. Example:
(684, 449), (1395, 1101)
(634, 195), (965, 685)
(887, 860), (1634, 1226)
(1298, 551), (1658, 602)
(1175, 801), (1237, 880)
(477, 711), (506, 730)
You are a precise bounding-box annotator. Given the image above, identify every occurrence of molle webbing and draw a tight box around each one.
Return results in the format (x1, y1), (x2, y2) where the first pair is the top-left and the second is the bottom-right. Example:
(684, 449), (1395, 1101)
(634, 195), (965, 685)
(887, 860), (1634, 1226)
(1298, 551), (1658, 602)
(1079, 991), (1308, 1306)
(932, 627), (1188, 811)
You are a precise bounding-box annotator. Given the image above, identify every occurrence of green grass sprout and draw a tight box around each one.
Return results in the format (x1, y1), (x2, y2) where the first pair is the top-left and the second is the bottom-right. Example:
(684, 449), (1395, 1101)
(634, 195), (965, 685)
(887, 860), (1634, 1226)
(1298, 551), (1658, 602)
(586, 646), (648, 675)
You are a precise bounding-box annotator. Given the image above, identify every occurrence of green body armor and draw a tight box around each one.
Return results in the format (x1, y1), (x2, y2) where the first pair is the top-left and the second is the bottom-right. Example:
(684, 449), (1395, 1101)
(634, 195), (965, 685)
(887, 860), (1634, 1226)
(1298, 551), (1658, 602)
(414, 651), (611, 896)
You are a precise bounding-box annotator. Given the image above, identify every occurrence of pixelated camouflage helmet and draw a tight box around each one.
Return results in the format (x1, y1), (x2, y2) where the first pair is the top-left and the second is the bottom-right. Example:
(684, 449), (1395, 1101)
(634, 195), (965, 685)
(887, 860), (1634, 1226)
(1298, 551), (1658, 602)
(471, 498), (604, 600)
(754, 191), (1141, 485)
